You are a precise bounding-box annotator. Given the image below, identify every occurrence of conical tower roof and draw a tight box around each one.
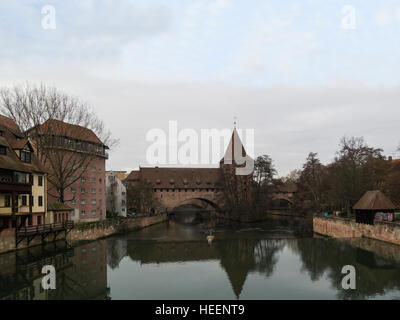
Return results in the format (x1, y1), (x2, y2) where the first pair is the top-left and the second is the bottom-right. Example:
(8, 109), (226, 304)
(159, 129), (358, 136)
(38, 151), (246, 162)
(220, 128), (252, 166)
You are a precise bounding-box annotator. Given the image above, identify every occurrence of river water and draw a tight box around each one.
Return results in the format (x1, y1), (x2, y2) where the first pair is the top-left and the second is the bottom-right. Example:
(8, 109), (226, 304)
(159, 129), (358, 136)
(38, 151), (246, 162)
(1, 215), (400, 300)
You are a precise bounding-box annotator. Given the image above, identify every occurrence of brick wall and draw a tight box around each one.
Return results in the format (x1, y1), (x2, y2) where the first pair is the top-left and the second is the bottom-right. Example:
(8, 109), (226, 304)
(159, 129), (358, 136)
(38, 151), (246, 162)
(313, 216), (400, 246)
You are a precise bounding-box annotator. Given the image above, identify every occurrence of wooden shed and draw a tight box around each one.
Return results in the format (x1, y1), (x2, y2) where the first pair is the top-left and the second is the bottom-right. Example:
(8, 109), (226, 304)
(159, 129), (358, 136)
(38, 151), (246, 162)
(353, 190), (396, 225)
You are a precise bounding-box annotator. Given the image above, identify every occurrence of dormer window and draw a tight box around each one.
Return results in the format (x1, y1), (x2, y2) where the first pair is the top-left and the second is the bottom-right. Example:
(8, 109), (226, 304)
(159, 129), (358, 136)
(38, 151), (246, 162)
(20, 150), (31, 163)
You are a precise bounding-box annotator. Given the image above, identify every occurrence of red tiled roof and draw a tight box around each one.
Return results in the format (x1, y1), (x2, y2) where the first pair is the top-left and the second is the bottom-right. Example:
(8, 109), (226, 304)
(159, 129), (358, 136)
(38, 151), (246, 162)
(0, 114), (24, 138)
(47, 202), (73, 211)
(9, 138), (30, 150)
(36, 119), (105, 146)
(0, 116), (45, 173)
(127, 167), (221, 189)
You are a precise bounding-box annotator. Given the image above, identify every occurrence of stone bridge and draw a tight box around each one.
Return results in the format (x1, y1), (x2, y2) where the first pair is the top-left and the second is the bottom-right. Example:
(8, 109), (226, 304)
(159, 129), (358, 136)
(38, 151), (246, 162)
(126, 128), (252, 214)
(155, 188), (222, 212)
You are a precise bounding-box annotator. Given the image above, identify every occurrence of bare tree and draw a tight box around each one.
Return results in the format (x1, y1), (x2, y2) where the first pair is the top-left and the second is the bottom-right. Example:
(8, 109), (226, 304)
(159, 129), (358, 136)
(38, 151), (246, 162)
(0, 83), (118, 203)
(126, 180), (158, 214)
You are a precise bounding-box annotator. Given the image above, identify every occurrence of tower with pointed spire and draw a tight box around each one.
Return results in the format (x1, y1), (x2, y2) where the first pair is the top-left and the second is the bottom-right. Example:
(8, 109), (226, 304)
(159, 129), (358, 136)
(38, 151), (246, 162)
(219, 128), (254, 214)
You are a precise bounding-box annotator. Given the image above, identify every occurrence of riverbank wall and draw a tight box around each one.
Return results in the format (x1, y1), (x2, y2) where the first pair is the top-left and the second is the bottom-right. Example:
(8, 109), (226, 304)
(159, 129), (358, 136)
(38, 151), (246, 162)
(0, 213), (167, 254)
(70, 213), (167, 242)
(0, 228), (67, 254)
(313, 216), (400, 246)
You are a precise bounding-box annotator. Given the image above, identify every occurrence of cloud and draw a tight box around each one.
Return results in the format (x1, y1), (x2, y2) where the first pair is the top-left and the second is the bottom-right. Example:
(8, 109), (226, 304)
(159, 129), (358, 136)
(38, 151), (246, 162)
(375, 9), (391, 27)
(0, 0), (173, 63)
(2, 63), (399, 176)
(208, 0), (231, 15)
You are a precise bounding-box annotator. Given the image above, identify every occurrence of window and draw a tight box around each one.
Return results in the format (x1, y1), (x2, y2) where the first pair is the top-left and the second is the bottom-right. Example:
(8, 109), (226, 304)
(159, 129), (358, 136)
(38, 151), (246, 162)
(122, 191), (126, 195)
(90, 177), (96, 183)
(14, 172), (27, 184)
(91, 167), (96, 172)
(71, 187), (76, 193)
(38, 196), (43, 207)
(0, 146), (6, 155)
(31, 197), (34, 206)
(71, 199), (76, 205)
(81, 177), (86, 182)
(54, 213), (57, 223)
(91, 188), (96, 194)
(91, 210), (96, 215)
(28, 215), (32, 226)
(4, 195), (11, 207)
(20, 151), (31, 163)
(81, 210), (86, 216)
(91, 199), (96, 205)
(38, 176), (43, 186)
(37, 216), (42, 225)
(21, 195), (27, 206)
(81, 188), (85, 194)
(81, 199), (86, 205)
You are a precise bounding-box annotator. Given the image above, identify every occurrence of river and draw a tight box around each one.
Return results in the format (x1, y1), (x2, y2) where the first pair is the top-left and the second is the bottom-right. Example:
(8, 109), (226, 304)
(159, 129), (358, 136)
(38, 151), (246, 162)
(1, 215), (400, 300)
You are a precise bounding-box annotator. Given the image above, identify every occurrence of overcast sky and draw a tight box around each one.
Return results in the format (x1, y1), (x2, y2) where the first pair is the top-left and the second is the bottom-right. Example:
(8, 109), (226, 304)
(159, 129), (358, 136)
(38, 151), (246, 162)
(1, 0), (400, 176)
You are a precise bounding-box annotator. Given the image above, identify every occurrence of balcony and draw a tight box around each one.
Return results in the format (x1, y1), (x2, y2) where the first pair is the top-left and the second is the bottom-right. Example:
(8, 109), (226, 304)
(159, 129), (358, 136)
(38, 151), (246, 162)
(0, 182), (31, 193)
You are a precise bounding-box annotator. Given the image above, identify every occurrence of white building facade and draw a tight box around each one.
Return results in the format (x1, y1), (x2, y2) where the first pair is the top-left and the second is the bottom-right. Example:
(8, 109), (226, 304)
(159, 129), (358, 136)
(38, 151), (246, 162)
(106, 171), (127, 217)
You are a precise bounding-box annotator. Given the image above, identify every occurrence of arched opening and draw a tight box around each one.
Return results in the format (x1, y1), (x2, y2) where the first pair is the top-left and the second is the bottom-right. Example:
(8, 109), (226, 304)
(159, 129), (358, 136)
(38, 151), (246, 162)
(271, 198), (293, 210)
(169, 198), (221, 224)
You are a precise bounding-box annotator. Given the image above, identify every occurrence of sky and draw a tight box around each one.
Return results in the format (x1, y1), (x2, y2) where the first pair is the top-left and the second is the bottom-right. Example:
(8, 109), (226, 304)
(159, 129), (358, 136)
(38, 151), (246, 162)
(1, 0), (400, 176)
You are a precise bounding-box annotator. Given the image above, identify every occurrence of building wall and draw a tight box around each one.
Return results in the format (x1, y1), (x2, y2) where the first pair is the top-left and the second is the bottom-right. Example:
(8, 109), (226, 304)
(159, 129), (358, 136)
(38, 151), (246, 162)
(106, 172), (127, 217)
(313, 216), (400, 246)
(31, 173), (46, 214)
(48, 156), (106, 222)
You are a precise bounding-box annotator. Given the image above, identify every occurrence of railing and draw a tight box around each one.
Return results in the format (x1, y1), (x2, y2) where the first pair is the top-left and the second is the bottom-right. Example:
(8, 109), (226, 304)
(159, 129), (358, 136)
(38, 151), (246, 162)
(17, 221), (74, 236)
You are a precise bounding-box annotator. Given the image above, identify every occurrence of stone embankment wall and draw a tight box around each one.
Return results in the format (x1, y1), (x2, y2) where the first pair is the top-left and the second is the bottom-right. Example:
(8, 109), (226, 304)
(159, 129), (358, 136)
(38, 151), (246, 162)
(313, 216), (400, 246)
(0, 227), (67, 254)
(0, 214), (167, 254)
(70, 213), (167, 242)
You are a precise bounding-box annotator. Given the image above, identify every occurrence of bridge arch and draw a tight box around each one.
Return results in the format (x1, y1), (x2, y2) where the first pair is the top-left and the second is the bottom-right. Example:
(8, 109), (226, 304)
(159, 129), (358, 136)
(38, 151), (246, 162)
(271, 197), (293, 210)
(171, 197), (222, 213)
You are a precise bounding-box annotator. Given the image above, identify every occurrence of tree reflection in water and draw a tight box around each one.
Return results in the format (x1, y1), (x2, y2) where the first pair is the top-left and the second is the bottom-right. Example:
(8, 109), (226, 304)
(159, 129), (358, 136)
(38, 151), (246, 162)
(2, 215), (400, 300)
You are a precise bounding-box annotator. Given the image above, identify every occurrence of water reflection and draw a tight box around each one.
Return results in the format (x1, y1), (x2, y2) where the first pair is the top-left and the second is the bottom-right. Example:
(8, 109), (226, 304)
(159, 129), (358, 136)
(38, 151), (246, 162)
(1, 216), (400, 300)
(107, 219), (400, 300)
(0, 240), (109, 300)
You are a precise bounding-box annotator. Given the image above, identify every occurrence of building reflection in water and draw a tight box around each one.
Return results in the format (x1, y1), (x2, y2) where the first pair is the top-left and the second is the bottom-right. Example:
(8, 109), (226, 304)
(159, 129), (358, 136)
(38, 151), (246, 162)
(107, 219), (400, 300)
(0, 240), (109, 300)
(2, 217), (400, 300)
(108, 234), (285, 299)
